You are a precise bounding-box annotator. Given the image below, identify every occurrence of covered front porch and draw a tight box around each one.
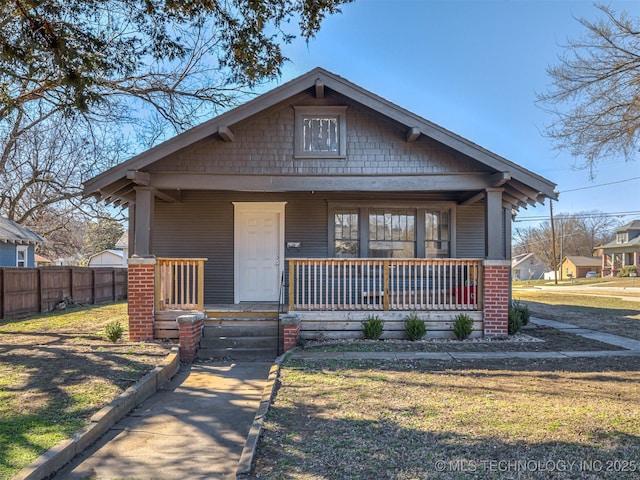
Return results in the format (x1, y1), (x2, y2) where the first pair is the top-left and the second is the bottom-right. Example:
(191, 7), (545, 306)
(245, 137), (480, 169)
(143, 256), (497, 346)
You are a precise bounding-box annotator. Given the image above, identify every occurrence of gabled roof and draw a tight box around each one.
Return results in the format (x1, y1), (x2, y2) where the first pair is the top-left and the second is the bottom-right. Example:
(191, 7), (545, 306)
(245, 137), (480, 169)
(0, 217), (44, 245)
(563, 256), (601, 267)
(83, 67), (557, 207)
(616, 219), (640, 233)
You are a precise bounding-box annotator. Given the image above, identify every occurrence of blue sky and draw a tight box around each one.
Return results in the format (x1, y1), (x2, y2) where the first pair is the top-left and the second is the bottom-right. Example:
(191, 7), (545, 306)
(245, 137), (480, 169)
(264, 0), (640, 227)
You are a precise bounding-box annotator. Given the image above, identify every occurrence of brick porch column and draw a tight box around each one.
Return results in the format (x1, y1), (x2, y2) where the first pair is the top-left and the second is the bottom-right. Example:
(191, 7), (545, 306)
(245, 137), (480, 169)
(178, 314), (204, 363)
(127, 256), (156, 341)
(281, 314), (301, 353)
(483, 260), (510, 336)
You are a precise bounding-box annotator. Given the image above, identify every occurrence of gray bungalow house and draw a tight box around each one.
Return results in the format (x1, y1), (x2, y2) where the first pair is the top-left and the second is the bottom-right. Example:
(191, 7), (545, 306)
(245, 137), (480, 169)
(83, 68), (556, 357)
(598, 219), (640, 276)
(0, 217), (44, 267)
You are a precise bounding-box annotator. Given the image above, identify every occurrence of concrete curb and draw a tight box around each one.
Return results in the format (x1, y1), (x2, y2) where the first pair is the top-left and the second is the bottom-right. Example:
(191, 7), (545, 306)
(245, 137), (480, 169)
(13, 346), (182, 480)
(236, 349), (297, 478)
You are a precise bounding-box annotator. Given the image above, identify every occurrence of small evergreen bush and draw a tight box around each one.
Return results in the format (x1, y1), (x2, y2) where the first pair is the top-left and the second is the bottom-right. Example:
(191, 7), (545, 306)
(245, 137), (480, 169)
(620, 266), (637, 277)
(508, 307), (523, 335)
(404, 313), (426, 341)
(362, 315), (383, 340)
(510, 299), (531, 326)
(453, 313), (473, 340)
(105, 320), (124, 343)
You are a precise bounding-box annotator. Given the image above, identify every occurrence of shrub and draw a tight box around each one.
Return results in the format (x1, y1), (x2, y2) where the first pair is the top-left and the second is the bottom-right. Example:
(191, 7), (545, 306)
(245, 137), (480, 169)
(510, 299), (531, 326)
(453, 313), (473, 340)
(404, 313), (426, 341)
(619, 266), (637, 277)
(508, 307), (523, 335)
(362, 315), (383, 340)
(105, 320), (124, 343)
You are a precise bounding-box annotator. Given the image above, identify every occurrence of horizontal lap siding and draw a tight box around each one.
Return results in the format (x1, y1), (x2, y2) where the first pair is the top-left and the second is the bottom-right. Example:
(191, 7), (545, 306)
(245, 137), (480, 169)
(153, 191), (328, 304)
(456, 204), (485, 258)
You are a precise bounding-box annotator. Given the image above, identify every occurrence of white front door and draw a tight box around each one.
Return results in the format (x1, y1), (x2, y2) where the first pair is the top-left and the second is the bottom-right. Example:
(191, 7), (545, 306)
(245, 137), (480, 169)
(234, 202), (286, 303)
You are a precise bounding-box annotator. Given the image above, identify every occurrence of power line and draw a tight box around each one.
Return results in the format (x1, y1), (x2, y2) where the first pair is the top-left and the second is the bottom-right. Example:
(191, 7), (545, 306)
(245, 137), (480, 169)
(514, 210), (640, 223)
(560, 176), (640, 194)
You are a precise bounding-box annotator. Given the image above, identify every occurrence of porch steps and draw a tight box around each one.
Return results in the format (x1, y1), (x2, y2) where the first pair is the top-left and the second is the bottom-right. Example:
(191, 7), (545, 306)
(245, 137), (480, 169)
(198, 310), (280, 361)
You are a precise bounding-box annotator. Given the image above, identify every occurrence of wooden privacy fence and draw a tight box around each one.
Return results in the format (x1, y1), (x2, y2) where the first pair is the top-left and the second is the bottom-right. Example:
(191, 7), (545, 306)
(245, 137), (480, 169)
(288, 258), (482, 311)
(0, 266), (128, 319)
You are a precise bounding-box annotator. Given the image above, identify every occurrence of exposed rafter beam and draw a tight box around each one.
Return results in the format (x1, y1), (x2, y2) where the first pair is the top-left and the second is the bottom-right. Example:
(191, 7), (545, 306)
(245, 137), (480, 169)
(127, 170), (150, 186)
(461, 192), (485, 205)
(406, 127), (420, 143)
(315, 79), (325, 98)
(490, 171), (511, 187)
(155, 190), (181, 203)
(218, 126), (235, 142)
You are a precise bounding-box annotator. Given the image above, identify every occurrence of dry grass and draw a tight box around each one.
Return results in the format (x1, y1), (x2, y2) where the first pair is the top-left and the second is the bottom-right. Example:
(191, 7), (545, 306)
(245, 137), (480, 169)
(253, 356), (640, 479)
(252, 289), (640, 479)
(513, 289), (640, 340)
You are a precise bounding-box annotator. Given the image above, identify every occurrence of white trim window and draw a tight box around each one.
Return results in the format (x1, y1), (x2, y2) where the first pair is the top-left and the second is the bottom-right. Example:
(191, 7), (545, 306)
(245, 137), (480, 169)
(16, 245), (28, 267)
(294, 106), (347, 158)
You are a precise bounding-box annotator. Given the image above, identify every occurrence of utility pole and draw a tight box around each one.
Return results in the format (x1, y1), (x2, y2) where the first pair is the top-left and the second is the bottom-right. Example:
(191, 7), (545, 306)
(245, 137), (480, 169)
(550, 199), (558, 285)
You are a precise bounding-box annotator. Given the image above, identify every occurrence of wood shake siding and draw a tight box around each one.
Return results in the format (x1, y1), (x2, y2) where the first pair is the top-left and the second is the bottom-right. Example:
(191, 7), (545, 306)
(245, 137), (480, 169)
(146, 92), (486, 177)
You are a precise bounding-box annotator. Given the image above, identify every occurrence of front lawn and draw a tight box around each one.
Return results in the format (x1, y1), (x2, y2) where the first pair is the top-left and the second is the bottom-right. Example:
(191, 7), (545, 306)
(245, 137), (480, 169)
(0, 302), (171, 479)
(253, 356), (640, 479)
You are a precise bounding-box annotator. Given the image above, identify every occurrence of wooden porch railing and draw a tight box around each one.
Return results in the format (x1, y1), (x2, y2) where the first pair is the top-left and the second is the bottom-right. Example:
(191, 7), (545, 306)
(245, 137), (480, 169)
(288, 258), (482, 311)
(155, 258), (207, 311)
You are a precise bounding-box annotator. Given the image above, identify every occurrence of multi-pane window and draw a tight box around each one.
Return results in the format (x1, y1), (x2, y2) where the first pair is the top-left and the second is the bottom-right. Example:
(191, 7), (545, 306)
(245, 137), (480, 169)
(294, 106), (346, 158)
(368, 209), (415, 258)
(303, 118), (339, 152)
(334, 209), (359, 258)
(425, 210), (450, 258)
(16, 246), (27, 267)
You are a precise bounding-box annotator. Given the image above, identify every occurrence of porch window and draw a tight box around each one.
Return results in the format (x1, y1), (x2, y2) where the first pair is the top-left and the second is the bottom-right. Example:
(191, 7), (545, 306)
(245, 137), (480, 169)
(334, 209), (359, 258)
(368, 209), (415, 258)
(425, 210), (450, 258)
(294, 106), (347, 158)
(16, 246), (27, 268)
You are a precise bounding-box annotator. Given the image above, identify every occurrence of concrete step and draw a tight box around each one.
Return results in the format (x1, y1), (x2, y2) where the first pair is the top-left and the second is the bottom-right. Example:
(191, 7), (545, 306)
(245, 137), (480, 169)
(203, 323), (278, 338)
(200, 335), (278, 350)
(197, 347), (278, 361)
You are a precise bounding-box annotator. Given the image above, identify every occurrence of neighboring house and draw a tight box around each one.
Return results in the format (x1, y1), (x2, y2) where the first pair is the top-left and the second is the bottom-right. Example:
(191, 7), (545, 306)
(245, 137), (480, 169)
(88, 249), (126, 268)
(561, 256), (601, 279)
(116, 230), (129, 260)
(0, 217), (44, 267)
(511, 253), (546, 281)
(35, 254), (53, 267)
(83, 67), (557, 350)
(597, 219), (640, 277)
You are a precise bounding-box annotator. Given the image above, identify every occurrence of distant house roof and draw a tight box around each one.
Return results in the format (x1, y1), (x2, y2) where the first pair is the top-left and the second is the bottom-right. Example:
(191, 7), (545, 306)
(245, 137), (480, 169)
(35, 254), (52, 264)
(0, 217), (44, 245)
(563, 256), (600, 267)
(599, 218), (640, 249)
(512, 253), (534, 268)
(115, 231), (128, 249)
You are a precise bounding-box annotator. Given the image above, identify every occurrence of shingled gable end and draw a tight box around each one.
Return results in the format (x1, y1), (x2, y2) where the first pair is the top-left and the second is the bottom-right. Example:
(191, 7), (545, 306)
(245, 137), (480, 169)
(84, 67), (557, 357)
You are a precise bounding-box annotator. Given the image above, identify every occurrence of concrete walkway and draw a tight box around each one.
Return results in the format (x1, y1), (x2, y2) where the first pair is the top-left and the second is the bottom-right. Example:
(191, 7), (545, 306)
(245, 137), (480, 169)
(51, 361), (272, 480)
(34, 317), (640, 480)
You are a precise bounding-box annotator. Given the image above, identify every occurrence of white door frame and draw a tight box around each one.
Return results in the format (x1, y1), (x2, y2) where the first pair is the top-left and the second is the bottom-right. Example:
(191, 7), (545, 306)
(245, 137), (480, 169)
(233, 202), (286, 303)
